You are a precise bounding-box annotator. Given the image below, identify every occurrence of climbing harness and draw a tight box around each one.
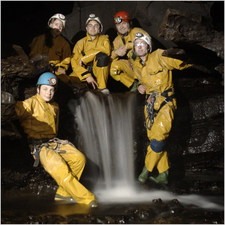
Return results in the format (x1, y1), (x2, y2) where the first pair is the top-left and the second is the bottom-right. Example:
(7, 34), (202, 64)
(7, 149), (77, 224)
(145, 88), (175, 129)
(145, 92), (157, 129)
(28, 138), (75, 167)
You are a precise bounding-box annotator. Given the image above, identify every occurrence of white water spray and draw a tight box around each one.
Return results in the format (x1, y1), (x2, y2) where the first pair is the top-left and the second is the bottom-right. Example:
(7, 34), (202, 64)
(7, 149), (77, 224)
(70, 91), (136, 189)
(68, 91), (223, 210)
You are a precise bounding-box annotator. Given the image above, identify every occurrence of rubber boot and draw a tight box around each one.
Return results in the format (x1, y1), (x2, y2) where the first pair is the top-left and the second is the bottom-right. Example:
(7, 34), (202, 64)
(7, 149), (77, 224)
(99, 88), (110, 95)
(138, 166), (149, 183)
(89, 200), (98, 208)
(130, 79), (138, 92)
(149, 170), (169, 184)
(54, 194), (76, 203)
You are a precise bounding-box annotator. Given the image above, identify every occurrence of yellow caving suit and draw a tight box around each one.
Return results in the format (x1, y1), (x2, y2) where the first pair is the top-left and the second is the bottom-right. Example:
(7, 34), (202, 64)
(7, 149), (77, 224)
(15, 93), (95, 205)
(29, 33), (71, 77)
(110, 27), (150, 88)
(134, 49), (192, 174)
(70, 33), (111, 90)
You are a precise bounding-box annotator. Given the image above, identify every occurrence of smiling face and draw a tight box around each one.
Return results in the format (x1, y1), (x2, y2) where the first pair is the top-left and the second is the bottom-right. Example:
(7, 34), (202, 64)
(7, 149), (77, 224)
(115, 21), (130, 35)
(86, 20), (101, 37)
(134, 39), (149, 57)
(37, 85), (55, 102)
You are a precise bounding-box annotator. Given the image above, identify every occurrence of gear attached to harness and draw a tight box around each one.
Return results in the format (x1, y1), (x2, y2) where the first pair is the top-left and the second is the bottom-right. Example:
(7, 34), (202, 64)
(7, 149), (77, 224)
(145, 88), (175, 130)
(28, 138), (74, 167)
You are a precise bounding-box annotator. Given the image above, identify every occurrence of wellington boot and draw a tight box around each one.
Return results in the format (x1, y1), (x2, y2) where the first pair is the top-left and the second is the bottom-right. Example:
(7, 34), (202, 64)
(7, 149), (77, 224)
(89, 200), (98, 208)
(99, 88), (110, 95)
(138, 166), (149, 183)
(149, 170), (169, 185)
(130, 79), (138, 92)
(54, 194), (76, 203)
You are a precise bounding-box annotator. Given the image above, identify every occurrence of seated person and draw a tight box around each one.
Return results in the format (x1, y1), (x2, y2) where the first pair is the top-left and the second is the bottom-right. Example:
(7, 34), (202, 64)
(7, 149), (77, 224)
(29, 13), (71, 80)
(110, 11), (150, 92)
(70, 14), (111, 95)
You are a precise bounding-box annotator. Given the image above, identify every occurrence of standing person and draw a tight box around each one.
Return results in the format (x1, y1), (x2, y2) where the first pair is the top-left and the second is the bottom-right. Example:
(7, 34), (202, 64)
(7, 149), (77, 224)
(110, 11), (150, 92)
(70, 14), (111, 95)
(132, 33), (192, 185)
(29, 13), (71, 78)
(15, 72), (98, 207)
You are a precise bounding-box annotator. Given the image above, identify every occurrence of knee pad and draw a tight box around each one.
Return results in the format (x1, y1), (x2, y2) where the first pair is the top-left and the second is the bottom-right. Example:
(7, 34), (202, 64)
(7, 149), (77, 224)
(150, 139), (165, 153)
(96, 52), (110, 67)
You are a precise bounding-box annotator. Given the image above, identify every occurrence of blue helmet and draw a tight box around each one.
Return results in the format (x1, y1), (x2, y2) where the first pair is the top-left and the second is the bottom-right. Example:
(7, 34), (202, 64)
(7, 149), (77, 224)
(37, 72), (57, 86)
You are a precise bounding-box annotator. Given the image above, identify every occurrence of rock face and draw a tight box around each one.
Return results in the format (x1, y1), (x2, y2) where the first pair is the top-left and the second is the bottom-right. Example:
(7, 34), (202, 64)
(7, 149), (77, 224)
(158, 8), (224, 59)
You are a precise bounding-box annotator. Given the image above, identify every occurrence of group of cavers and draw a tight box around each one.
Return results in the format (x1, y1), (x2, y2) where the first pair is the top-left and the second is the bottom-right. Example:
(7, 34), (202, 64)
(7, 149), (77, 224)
(15, 11), (193, 207)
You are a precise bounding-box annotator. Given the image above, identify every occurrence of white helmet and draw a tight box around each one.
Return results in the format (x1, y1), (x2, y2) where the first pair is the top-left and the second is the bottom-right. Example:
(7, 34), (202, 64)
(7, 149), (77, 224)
(86, 14), (103, 33)
(48, 13), (66, 28)
(134, 32), (152, 52)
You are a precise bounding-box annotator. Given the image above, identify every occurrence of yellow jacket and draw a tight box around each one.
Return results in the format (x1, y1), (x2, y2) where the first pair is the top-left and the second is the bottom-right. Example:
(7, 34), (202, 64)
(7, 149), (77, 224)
(15, 94), (59, 139)
(29, 34), (71, 70)
(111, 27), (149, 60)
(71, 33), (111, 80)
(134, 49), (192, 94)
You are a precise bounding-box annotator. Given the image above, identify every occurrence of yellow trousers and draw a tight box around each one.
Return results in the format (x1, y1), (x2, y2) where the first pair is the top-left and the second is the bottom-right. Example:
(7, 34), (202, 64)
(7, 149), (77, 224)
(110, 59), (135, 88)
(144, 100), (176, 173)
(39, 142), (95, 205)
(92, 59), (109, 89)
(70, 58), (109, 90)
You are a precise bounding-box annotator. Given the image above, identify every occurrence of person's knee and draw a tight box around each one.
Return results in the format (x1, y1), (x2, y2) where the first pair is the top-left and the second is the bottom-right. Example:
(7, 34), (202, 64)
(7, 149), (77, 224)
(150, 139), (165, 153)
(110, 61), (121, 76)
(96, 52), (110, 67)
(78, 152), (86, 165)
(66, 144), (86, 165)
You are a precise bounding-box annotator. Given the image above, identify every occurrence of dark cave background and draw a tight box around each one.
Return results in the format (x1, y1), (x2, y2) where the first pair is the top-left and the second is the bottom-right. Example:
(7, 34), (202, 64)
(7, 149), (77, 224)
(1, 1), (224, 56)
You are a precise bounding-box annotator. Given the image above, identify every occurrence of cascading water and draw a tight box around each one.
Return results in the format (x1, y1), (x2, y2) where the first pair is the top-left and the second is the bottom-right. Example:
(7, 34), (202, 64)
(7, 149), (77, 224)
(69, 91), (137, 190)
(68, 91), (223, 210)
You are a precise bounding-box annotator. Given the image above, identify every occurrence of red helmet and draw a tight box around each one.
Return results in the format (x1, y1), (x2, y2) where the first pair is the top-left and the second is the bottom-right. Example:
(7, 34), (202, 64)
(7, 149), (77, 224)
(114, 11), (131, 24)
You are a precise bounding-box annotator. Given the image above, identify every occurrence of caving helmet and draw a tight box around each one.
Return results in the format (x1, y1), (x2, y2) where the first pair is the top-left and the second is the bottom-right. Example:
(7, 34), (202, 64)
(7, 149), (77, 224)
(37, 72), (57, 86)
(86, 14), (103, 32)
(114, 11), (131, 24)
(134, 32), (152, 52)
(48, 13), (66, 28)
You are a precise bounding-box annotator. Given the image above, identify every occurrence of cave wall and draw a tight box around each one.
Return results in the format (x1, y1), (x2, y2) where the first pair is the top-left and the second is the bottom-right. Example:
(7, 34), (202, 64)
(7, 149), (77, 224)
(64, 1), (215, 48)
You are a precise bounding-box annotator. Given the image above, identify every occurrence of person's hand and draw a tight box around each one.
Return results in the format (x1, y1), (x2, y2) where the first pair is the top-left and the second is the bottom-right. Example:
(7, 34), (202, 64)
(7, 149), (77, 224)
(138, 84), (146, 94)
(86, 76), (98, 89)
(162, 48), (187, 61)
(114, 46), (127, 57)
(56, 67), (66, 75)
(79, 59), (83, 66)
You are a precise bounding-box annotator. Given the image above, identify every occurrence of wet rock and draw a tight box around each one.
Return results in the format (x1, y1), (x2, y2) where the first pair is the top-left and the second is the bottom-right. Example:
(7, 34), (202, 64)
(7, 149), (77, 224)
(1, 45), (49, 100)
(189, 94), (223, 121)
(137, 209), (150, 221)
(158, 8), (224, 60)
(28, 214), (67, 224)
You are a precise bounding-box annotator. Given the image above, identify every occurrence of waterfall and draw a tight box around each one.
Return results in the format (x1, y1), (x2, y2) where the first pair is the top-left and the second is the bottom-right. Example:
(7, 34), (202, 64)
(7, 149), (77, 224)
(70, 91), (137, 190)
(67, 91), (223, 210)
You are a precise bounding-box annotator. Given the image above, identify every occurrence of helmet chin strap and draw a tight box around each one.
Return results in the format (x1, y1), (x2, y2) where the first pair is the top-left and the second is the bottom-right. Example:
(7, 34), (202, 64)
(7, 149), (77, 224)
(122, 32), (129, 37)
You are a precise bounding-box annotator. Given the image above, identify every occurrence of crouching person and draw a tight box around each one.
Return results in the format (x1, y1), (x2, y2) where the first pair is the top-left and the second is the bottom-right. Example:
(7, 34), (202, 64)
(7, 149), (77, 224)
(15, 72), (98, 207)
(70, 14), (111, 95)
